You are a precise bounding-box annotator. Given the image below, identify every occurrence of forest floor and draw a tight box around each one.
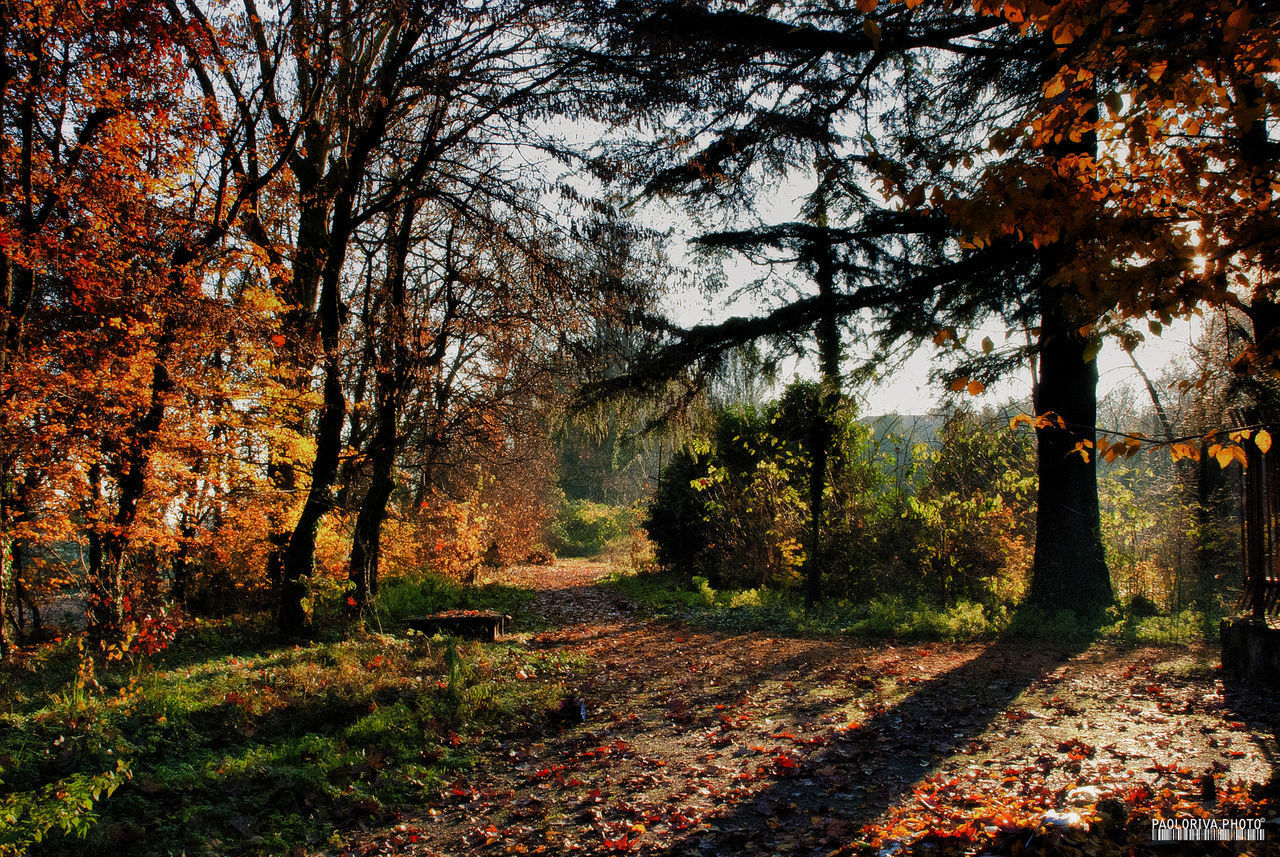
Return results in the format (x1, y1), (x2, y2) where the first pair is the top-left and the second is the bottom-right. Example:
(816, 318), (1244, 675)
(345, 560), (1280, 857)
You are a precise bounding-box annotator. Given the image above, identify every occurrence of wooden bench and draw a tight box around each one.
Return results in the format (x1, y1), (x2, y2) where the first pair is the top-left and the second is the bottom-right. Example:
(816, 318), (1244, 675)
(405, 610), (512, 642)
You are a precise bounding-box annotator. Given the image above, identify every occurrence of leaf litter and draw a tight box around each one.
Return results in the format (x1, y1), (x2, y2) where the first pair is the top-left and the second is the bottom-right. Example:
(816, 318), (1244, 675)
(341, 563), (1280, 857)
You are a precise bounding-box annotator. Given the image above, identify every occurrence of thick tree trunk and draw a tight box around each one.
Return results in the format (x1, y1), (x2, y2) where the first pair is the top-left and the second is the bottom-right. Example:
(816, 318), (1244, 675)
(265, 188), (327, 600)
(0, 529), (9, 658)
(349, 457), (394, 609)
(14, 564), (40, 639)
(279, 187), (359, 634)
(85, 463), (122, 638)
(1027, 286), (1112, 611)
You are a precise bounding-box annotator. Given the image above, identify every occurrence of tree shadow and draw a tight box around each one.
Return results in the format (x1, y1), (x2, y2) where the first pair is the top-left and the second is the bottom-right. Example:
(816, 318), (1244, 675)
(1219, 670), (1280, 782)
(649, 627), (1096, 856)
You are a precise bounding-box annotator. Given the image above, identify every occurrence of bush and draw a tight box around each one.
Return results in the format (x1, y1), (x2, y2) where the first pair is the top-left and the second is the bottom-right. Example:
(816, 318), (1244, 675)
(645, 384), (866, 591)
(644, 392), (1034, 608)
(547, 500), (636, 558)
(375, 572), (533, 624)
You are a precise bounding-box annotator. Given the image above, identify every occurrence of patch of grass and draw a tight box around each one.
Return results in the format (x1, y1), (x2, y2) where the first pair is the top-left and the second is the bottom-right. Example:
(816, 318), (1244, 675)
(0, 621), (578, 856)
(608, 569), (1210, 645)
(607, 570), (1007, 640)
(375, 572), (536, 628)
(843, 596), (1006, 640)
(1116, 608), (1206, 646)
(547, 501), (639, 558)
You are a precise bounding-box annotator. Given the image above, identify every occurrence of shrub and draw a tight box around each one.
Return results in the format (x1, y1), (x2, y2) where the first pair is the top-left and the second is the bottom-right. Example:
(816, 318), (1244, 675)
(645, 392), (1036, 608)
(547, 499), (636, 558)
(645, 384), (867, 591)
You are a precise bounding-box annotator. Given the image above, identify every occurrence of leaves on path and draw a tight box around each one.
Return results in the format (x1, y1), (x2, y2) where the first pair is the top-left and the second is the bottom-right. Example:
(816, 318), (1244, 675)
(341, 564), (1279, 857)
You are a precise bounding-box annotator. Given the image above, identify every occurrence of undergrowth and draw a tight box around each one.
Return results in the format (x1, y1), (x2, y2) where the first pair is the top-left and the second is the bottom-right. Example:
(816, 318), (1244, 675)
(607, 569), (1211, 645)
(0, 620), (582, 856)
(374, 572), (536, 628)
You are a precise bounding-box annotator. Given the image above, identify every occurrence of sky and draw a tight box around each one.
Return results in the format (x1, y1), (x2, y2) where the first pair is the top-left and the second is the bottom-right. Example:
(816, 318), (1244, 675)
(643, 163), (1209, 420)
(658, 216), (1206, 420)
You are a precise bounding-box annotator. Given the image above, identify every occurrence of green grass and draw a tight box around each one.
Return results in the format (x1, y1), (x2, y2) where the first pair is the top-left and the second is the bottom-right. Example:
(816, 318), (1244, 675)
(374, 573), (536, 628)
(0, 619), (581, 856)
(607, 569), (1213, 645)
(547, 500), (639, 558)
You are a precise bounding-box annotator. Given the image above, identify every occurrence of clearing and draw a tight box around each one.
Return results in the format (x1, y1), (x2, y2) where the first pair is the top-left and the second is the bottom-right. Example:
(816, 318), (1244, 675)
(344, 561), (1280, 856)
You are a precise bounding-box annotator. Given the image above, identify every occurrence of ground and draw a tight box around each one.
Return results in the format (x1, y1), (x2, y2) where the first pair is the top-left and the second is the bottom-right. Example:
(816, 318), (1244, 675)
(341, 561), (1280, 857)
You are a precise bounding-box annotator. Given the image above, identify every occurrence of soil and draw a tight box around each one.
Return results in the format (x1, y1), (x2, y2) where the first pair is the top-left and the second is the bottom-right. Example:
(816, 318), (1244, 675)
(347, 561), (1280, 856)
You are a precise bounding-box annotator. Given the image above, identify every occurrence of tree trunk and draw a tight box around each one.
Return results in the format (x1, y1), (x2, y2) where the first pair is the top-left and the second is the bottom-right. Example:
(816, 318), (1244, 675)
(804, 182), (841, 609)
(0, 528), (9, 658)
(279, 191), (358, 634)
(1027, 284), (1112, 611)
(265, 187), (327, 600)
(279, 350), (344, 635)
(348, 203), (416, 615)
(85, 463), (122, 638)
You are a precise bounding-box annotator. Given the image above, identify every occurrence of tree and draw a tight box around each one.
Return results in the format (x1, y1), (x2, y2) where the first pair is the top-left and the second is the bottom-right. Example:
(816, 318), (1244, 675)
(175, 0), (612, 632)
(581, 0), (1275, 611)
(0, 0), (279, 644)
(576, 0), (1114, 609)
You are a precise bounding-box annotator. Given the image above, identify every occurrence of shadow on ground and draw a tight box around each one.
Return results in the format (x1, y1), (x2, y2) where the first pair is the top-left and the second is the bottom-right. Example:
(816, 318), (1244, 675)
(646, 631), (1092, 856)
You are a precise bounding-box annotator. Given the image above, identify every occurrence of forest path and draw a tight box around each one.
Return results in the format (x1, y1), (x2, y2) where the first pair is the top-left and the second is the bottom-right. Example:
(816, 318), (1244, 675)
(351, 563), (1280, 857)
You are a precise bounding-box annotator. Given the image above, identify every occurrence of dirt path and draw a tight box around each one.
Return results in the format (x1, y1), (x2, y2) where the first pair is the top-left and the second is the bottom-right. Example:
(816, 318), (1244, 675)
(352, 563), (1280, 856)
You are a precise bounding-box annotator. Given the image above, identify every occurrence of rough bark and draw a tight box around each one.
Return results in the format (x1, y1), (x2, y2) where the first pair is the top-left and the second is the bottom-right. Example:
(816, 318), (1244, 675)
(1027, 283), (1112, 611)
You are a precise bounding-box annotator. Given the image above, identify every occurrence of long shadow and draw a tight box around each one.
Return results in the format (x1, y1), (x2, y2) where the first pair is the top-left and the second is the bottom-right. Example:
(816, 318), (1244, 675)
(1219, 669), (1280, 806)
(650, 628), (1095, 856)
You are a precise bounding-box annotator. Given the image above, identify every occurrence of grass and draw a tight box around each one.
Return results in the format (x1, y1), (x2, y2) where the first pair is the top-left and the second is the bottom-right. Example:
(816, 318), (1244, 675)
(607, 568), (1214, 645)
(374, 573), (537, 628)
(0, 614), (584, 856)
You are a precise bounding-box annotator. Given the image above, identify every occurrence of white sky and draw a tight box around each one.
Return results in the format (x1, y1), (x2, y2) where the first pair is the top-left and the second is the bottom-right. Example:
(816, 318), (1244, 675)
(658, 219), (1204, 419)
(646, 173), (1205, 420)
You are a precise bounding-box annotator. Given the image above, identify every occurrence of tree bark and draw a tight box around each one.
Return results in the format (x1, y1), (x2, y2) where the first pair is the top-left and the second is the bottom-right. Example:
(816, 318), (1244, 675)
(804, 212), (840, 609)
(1027, 282), (1112, 611)
(348, 203), (416, 614)
(89, 334), (175, 640)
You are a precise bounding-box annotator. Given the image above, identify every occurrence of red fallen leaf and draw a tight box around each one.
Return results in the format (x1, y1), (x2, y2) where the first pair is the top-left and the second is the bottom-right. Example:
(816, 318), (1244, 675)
(602, 833), (637, 851)
(1057, 738), (1095, 759)
(669, 811), (696, 829)
(270, 333), (286, 347)
(1123, 784), (1153, 804)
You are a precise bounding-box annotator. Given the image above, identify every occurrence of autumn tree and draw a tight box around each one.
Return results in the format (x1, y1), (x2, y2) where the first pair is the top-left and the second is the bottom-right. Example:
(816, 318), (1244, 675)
(0, 0), (282, 645)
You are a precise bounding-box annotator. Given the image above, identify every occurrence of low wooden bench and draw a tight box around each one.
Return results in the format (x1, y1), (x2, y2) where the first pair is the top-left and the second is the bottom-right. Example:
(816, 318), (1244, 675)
(405, 610), (512, 642)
